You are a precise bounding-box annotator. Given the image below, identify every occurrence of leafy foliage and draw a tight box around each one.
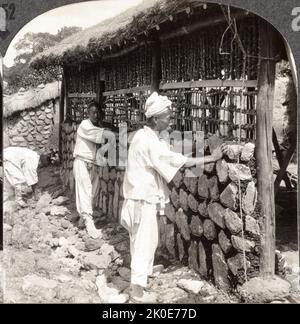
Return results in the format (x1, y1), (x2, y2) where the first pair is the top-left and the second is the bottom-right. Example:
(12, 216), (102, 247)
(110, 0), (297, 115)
(4, 26), (82, 94)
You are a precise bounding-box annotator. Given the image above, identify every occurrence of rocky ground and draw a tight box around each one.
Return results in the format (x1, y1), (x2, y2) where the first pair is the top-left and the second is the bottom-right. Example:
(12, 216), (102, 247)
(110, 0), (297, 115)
(1, 165), (299, 304)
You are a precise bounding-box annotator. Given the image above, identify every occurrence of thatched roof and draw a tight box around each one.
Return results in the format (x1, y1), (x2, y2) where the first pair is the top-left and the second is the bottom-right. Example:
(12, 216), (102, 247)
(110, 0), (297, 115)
(31, 0), (216, 69)
(3, 82), (60, 118)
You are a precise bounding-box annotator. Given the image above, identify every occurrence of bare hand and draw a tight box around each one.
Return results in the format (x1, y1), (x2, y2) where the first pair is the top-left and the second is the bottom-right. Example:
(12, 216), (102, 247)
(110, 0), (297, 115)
(212, 143), (229, 161)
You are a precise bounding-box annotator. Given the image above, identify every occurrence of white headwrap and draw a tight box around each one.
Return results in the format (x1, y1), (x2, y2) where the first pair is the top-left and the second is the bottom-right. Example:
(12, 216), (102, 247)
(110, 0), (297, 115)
(145, 92), (172, 118)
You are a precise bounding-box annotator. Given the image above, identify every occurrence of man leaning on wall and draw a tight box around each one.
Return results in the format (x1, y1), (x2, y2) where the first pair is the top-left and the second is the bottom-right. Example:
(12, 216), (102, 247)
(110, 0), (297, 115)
(121, 92), (229, 303)
(73, 101), (114, 239)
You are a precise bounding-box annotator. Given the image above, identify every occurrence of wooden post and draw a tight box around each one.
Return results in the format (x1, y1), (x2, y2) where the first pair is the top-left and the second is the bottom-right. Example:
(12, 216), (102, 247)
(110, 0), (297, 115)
(151, 41), (161, 92)
(256, 21), (277, 277)
(59, 74), (65, 158)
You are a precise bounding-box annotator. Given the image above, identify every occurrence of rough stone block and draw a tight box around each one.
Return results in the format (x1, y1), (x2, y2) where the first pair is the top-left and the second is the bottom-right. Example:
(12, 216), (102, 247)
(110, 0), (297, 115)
(208, 176), (219, 201)
(109, 168), (117, 181)
(245, 215), (260, 237)
(237, 277), (291, 303)
(207, 202), (226, 229)
(170, 188), (180, 209)
(22, 275), (58, 301)
(216, 159), (229, 183)
(188, 241), (199, 272)
(108, 180), (114, 193)
(100, 180), (108, 194)
(113, 181), (119, 221)
(175, 208), (191, 241)
(207, 135), (223, 153)
(183, 172), (198, 195)
(226, 145), (243, 161)
(190, 215), (203, 237)
(198, 200), (208, 218)
(177, 234), (185, 262)
(241, 143), (255, 162)
(118, 199), (124, 223)
(198, 174), (209, 198)
(45, 107), (53, 114)
(224, 209), (243, 234)
(27, 134), (34, 142)
(218, 230), (232, 254)
(158, 216), (166, 249)
(36, 119), (44, 126)
(212, 244), (230, 291)
(242, 181), (257, 215)
(172, 170), (183, 188)
(231, 235), (255, 252)
(204, 162), (215, 174)
(203, 219), (217, 241)
(228, 163), (252, 182)
(227, 253), (250, 276)
(165, 203), (176, 223)
(187, 194), (198, 213)
(102, 167), (110, 182)
(12, 136), (25, 143)
(102, 195), (107, 215)
(220, 183), (238, 210)
(166, 223), (176, 257)
(36, 134), (43, 142)
(198, 240), (208, 278)
(119, 184), (124, 199)
(108, 194), (113, 219)
(179, 189), (188, 212)
(98, 191), (103, 210)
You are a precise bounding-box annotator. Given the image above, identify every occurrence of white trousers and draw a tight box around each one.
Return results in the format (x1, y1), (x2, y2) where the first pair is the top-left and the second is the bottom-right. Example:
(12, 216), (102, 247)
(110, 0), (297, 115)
(73, 158), (100, 216)
(121, 199), (159, 288)
(3, 160), (38, 187)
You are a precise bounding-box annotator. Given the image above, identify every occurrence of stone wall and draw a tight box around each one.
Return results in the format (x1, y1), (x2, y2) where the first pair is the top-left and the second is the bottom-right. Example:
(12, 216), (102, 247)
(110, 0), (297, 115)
(4, 99), (59, 153)
(61, 124), (260, 290)
(159, 137), (259, 290)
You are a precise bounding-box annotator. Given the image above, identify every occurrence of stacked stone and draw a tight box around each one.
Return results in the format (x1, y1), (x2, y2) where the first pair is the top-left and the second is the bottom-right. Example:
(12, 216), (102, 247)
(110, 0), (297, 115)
(158, 136), (259, 290)
(60, 122), (78, 191)
(97, 166), (125, 223)
(5, 100), (56, 152)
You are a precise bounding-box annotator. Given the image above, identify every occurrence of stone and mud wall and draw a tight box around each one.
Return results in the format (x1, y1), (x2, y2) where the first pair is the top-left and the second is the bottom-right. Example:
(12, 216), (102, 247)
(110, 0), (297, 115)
(61, 123), (260, 291)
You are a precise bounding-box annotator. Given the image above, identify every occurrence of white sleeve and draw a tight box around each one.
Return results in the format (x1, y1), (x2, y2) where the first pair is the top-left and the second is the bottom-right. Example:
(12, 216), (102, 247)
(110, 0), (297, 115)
(148, 140), (187, 183)
(77, 120), (104, 144)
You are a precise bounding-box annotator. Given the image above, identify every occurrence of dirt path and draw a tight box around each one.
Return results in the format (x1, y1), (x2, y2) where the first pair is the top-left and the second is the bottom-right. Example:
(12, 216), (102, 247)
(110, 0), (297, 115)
(1, 165), (298, 304)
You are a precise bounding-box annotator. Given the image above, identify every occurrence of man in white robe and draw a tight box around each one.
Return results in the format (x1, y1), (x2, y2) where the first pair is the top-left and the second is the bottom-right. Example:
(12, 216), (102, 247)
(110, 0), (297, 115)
(73, 101), (114, 239)
(3, 146), (42, 207)
(121, 92), (228, 302)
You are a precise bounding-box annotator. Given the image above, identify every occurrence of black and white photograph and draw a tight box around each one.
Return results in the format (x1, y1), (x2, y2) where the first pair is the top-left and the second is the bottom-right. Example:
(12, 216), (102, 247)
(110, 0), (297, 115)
(0, 0), (299, 305)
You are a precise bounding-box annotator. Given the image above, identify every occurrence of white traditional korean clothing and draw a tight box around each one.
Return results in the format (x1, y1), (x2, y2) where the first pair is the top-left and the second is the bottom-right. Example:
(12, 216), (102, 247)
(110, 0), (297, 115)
(121, 126), (187, 287)
(73, 119), (104, 216)
(3, 147), (40, 187)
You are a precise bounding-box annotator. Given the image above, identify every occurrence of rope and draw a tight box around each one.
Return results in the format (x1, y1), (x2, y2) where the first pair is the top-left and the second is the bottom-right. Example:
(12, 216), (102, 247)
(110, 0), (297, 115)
(219, 5), (279, 63)
(219, 5), (251, 283)
(238, 55), (248, 283)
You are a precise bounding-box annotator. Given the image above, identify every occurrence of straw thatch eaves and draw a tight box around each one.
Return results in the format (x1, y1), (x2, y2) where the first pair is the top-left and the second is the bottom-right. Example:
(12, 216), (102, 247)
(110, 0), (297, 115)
(3, 82), (60, 118)
(31, 0), (236, 69)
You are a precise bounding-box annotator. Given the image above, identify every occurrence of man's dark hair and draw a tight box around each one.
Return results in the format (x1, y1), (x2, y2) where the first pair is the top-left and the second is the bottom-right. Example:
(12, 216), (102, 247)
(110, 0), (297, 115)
(87, 100), (98, 112)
